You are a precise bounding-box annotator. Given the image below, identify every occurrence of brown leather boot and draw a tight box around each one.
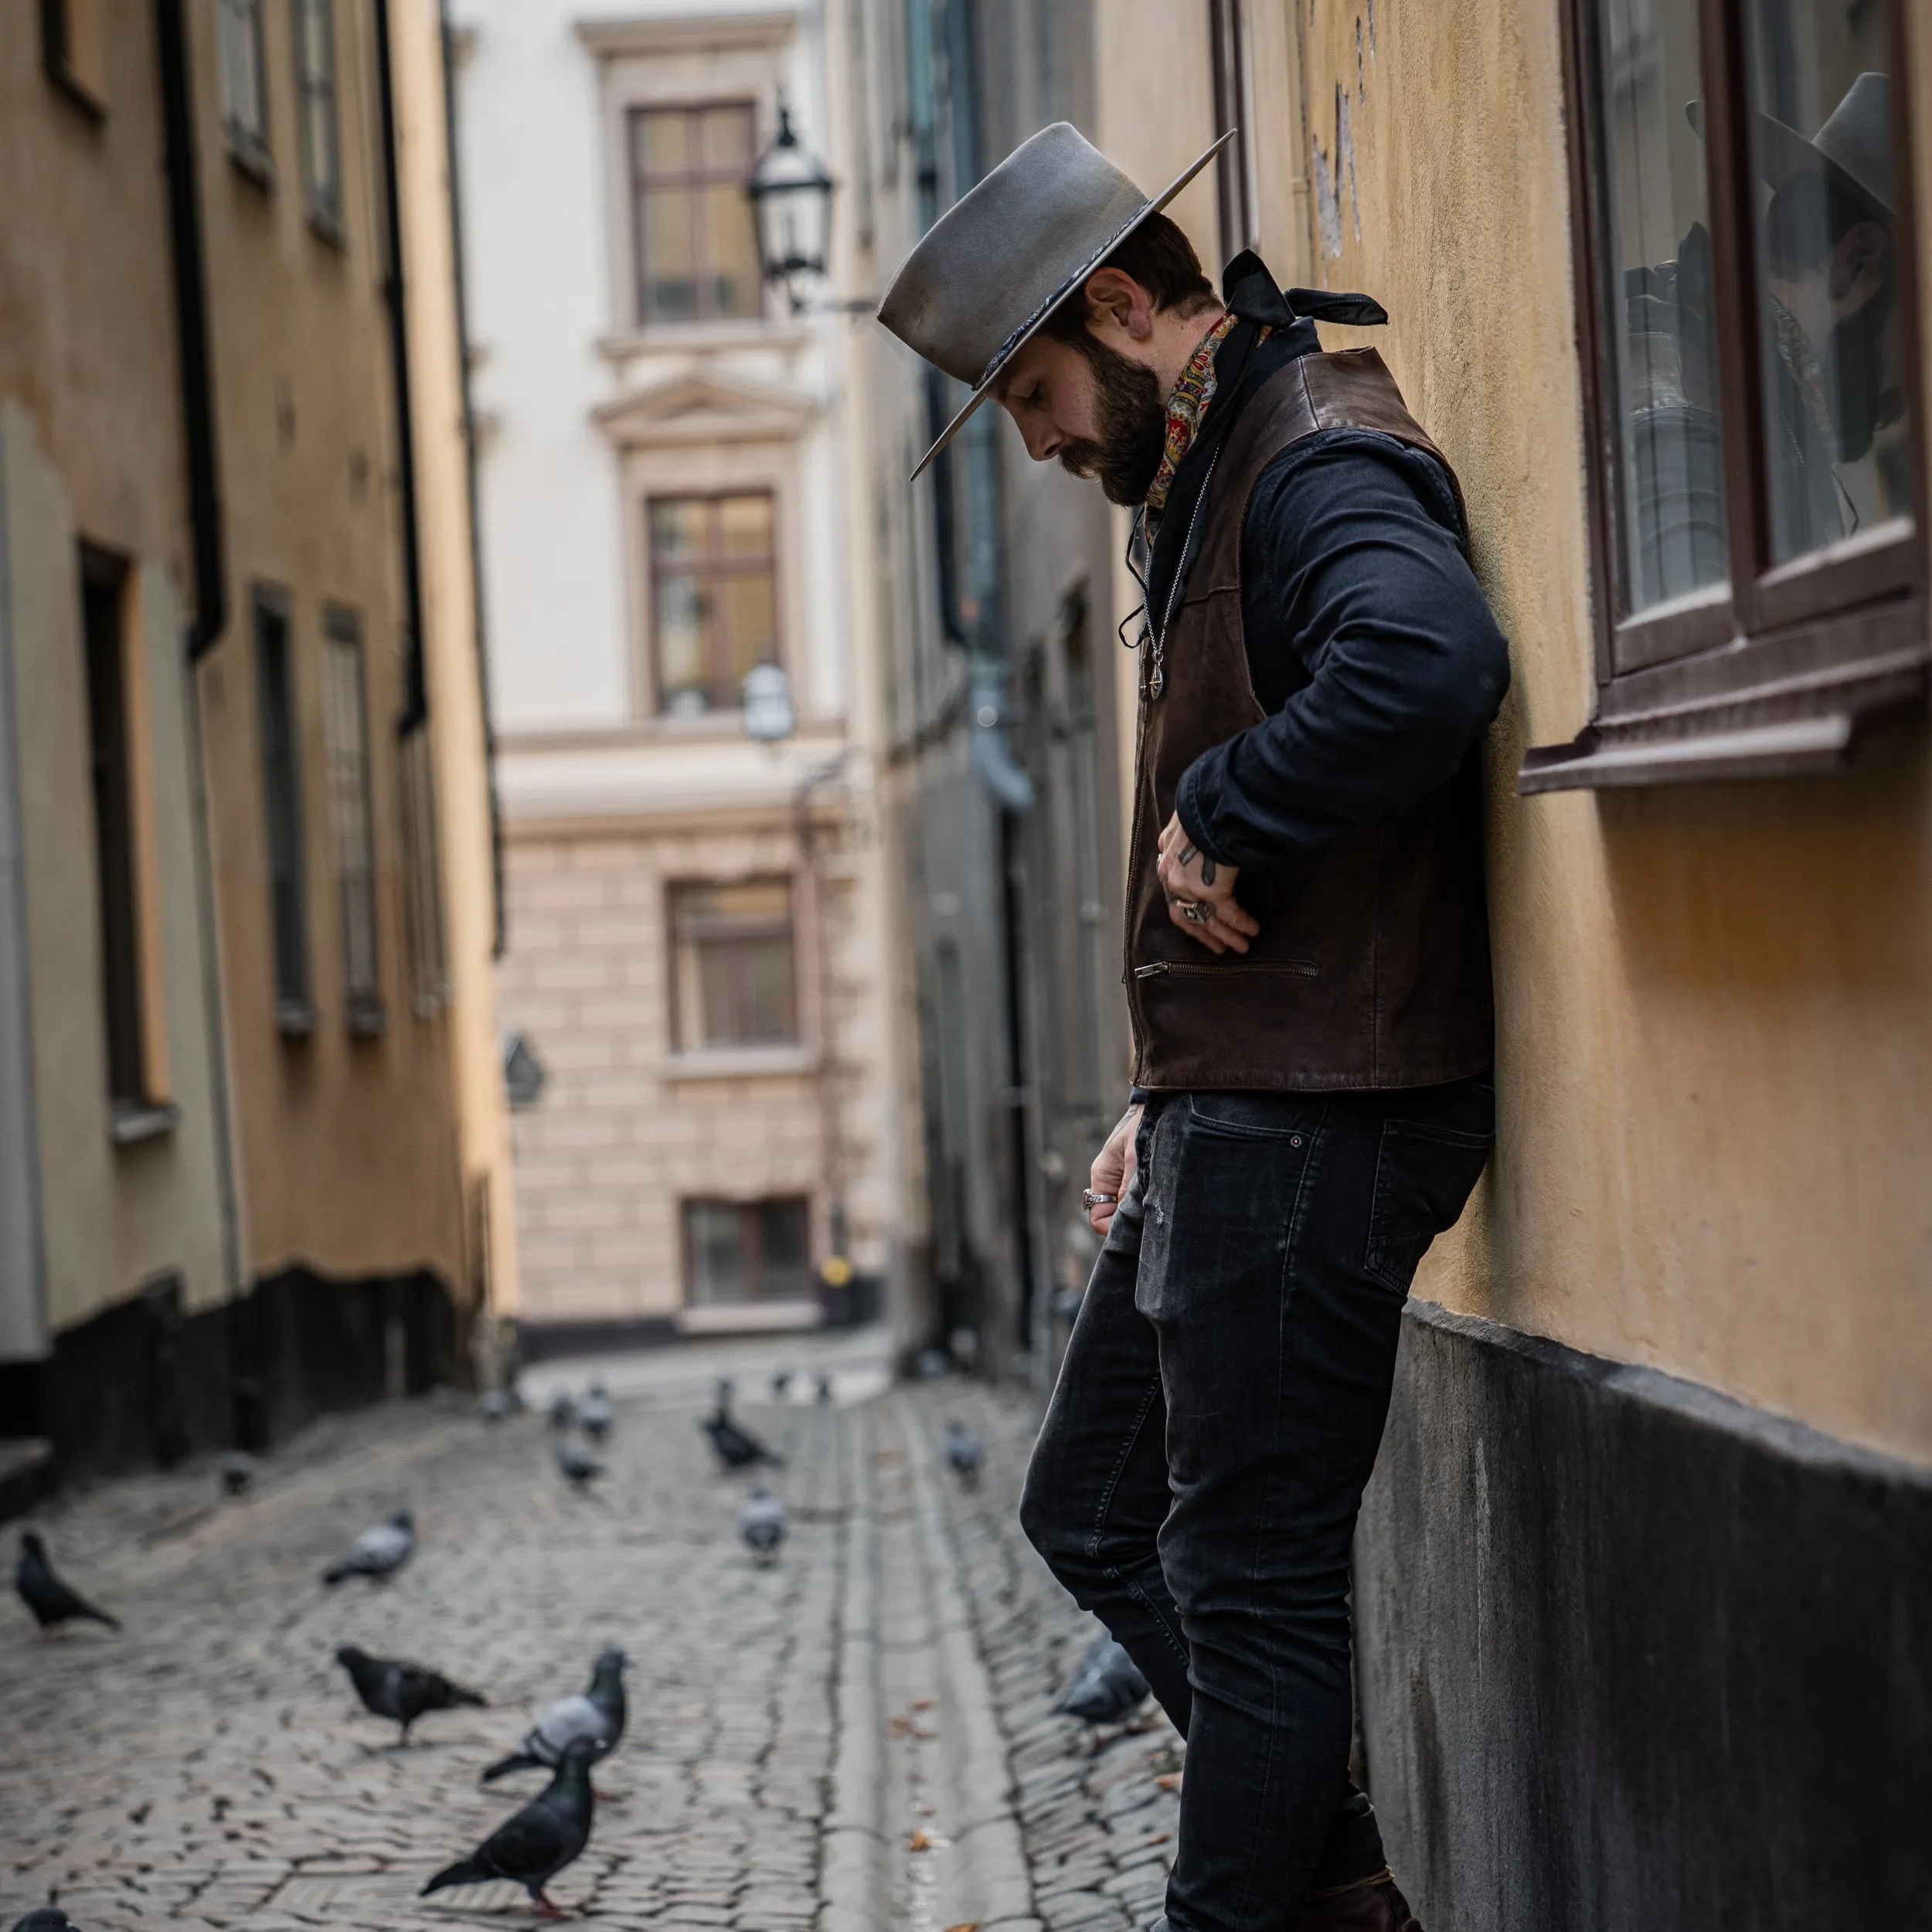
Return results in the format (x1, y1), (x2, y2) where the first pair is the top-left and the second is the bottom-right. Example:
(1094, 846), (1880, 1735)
(1294, 1870), (1423, 1930)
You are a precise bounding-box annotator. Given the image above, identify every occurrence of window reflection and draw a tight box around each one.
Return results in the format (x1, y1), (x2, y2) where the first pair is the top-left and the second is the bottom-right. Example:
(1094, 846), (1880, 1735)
(1597, 0), (1730, 613)
(1743, 4), (1910, 563)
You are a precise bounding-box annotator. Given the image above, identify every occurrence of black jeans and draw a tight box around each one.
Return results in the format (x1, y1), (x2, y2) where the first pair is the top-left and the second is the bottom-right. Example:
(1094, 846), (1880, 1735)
(1021, 1077), (1494, 1932)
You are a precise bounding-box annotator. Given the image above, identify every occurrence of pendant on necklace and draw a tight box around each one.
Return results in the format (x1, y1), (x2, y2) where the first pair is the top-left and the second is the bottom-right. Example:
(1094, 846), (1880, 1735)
(1148, 668), (1165, 700)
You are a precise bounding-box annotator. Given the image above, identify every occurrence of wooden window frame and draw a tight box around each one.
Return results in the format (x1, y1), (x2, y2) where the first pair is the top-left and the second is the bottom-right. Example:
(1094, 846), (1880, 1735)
(680, 1196), (812, 1306)
(40, 0), (107, 120)
(667, 876), (798, 1051)
(645, 488), (781, 716)
(253, 586), (314, 1036)
(293, 0), (343, 243)
(1522, 0), (1930, 792)
(218, 0), (273, 186)
(627, 99), (764, 328)
(320, 606), (383, 1037)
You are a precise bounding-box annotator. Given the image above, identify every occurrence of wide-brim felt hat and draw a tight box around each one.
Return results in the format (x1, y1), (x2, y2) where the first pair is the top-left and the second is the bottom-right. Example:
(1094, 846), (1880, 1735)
(877, 121), (1235, 478)
(1688, 70), (1893, 221)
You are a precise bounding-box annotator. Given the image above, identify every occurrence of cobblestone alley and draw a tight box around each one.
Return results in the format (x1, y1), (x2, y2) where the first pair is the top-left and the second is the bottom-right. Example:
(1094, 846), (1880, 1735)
(2, 1346), (1182, 1932)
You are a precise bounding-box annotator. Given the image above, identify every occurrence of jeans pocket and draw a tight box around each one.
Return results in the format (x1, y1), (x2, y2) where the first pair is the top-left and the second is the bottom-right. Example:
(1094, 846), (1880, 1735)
(1363, 1117), (1494, 1294)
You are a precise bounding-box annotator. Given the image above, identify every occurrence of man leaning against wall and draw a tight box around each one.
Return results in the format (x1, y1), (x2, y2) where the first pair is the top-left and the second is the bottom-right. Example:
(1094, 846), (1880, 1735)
(878, 127), (1510, 1932)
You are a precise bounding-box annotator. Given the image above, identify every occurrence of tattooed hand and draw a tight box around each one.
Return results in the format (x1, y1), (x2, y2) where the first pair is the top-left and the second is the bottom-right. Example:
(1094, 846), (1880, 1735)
(1155, 812), (1257, 954)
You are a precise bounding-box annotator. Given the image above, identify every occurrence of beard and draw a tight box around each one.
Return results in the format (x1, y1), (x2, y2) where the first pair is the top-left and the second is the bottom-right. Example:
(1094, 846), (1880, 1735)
(1056, 334), (1169, 505)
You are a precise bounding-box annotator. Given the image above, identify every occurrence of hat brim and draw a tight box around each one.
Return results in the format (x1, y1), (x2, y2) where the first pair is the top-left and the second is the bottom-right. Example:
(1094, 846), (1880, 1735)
(905, 129), (1238, 480)
(1685, 99), (1891, 221)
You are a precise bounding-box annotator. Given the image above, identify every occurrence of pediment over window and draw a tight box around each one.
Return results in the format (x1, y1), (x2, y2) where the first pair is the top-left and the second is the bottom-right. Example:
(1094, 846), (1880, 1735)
(592, 367), (818, 448)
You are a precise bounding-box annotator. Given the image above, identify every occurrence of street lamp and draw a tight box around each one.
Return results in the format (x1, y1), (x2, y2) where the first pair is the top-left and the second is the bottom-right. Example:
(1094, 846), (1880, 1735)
(747, 104), (833, 313)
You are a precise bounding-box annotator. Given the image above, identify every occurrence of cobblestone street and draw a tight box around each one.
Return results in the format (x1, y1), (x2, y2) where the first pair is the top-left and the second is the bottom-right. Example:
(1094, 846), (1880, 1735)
(3, 1339), (1180, 1932)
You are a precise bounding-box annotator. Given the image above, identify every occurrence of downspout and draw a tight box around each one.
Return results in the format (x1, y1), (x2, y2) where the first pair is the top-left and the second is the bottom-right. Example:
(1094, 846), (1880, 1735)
(155, 0), (247, 1366)
(438, 1), (505, 958)
(374, 0), (428, 734)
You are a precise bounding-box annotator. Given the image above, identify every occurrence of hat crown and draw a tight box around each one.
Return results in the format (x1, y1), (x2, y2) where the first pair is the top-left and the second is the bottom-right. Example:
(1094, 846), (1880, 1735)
(878, 121), (1152, 387)
(1810, 70), (1891, 213)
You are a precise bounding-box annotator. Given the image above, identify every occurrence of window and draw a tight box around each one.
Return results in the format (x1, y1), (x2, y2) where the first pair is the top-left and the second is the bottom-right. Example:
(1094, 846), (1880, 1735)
(294, 0), (342, 235)
(682, 1197), (811, 1306)
(321, 609), (382, 1033)
(218, 0), (270, 180)
(79, 545), (145, 1107)
(399, 727), (451, 1015)
(1526, 0), (1926, 790)
(649, 491), (779, 714)
(629, 103), (763, 325)
(41, 0), (106, 116)
(669, 879), (796, 1049)
(253, 590), (311, 1031)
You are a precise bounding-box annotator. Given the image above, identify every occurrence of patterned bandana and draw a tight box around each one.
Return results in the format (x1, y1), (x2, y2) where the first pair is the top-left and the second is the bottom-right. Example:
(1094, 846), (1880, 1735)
(1145, 311), (1253, 525)
(1770, 294), (1833, 445)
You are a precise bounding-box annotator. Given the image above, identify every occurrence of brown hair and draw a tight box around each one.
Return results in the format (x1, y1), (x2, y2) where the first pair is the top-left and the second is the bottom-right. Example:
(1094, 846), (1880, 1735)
(1039, 211), (1219, 345)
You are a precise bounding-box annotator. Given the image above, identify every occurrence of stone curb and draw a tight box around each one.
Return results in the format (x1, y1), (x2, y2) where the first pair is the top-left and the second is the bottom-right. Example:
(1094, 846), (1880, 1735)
(819, 1401), (889, 1932)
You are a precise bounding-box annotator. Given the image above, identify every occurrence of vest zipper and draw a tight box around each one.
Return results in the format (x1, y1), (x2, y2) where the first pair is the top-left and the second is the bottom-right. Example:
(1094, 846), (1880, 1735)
(1134, 957), (1320, 979)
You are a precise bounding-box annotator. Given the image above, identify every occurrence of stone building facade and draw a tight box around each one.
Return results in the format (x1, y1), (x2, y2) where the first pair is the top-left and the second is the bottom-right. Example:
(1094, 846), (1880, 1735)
(452, 1), (903, 1348)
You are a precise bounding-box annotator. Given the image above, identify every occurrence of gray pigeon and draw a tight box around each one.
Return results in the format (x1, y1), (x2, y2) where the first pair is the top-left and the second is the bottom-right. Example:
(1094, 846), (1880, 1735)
(946, 1420), (984, 1488)
(546, 1390), (575, 1430)
(423, 1737), (596, 1916)
(556, 1440), (604, 1492)
(1053, 1632), (1150, 1723)
(15, 1532), (118, 1633)
(321, 1509), (414, 1586)
(335, 1644), (486, 1743)
(578, 1385), (613, 1445)
(737, 1485), (788, 1563)
(219, 1451), (257, 1497)
(12, 1911), (81, 1932)
(815, 1372), (835, 1403)
(770, 1367), (793, 1400)
(482, 1646), (628, 1783)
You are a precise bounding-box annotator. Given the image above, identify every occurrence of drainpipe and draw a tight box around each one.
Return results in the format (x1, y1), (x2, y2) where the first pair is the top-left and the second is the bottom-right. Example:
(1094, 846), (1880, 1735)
(155, 0), (247, 1367)
(375, 0), (428, 735)
(438, 1), (505, 958)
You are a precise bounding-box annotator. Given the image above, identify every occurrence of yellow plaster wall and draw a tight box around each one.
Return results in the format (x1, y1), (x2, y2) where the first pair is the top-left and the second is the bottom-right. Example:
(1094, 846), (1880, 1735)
(1282, 0), (1932, 1461)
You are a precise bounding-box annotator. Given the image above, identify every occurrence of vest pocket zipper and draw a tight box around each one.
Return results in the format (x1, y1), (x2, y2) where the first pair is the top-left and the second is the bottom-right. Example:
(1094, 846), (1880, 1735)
(1134, 958), (1319, 979)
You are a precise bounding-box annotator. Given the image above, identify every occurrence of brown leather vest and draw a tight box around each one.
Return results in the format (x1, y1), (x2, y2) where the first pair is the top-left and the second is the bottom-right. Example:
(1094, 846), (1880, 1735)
(1125, 348), (1494, 1091)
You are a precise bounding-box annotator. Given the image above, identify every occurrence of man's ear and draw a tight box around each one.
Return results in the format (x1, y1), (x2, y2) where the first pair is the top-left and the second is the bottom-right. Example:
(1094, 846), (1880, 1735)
(1083, 267), (1155, 343)
(1832, 219), (1890, 301)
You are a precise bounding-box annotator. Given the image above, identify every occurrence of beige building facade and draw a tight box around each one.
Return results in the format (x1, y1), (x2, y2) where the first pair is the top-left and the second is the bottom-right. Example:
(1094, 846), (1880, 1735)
(454, 2), (903, 1345)
(1, 0), (510, 1482)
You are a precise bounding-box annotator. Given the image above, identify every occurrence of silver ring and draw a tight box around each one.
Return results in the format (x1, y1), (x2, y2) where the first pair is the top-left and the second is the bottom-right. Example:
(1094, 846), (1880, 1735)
(1179, 901), (1210, 924)
(1081, 1189), (1117, 1211)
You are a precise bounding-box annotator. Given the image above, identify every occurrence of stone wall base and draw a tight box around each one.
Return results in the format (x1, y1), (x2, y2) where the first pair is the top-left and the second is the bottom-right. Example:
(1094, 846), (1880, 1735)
(1357, 1299), (1932, 1930)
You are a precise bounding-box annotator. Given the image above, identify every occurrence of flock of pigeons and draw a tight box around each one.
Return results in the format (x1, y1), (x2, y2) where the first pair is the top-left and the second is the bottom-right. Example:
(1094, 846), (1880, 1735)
(9, 1370), (1148, 1930)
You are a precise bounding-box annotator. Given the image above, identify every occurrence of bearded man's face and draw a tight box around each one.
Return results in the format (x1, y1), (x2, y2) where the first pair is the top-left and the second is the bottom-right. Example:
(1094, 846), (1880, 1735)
(1054, 332), (1170, 505)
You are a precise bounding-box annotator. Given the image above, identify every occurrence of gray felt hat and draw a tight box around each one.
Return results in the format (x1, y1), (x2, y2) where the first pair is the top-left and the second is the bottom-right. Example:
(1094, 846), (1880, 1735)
(877, 121), (1234, 478)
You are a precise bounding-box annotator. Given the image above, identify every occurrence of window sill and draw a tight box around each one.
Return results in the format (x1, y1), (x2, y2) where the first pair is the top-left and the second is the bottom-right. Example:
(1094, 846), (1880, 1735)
(277, 998), (318, 1040)
(348, 998), (387, 1041)
(664, 1045), (816, 1081)
(1520, 611), (1929, 794)
(226, 130), (274, 192)
(110, 1100), (180, 1148)
(597, 319), (813, 363)
(675, 1299), (823, 1337)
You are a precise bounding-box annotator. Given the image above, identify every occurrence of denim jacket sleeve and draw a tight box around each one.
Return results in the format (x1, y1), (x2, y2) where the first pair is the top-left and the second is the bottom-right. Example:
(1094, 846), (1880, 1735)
(1173, 429), (1510, 871)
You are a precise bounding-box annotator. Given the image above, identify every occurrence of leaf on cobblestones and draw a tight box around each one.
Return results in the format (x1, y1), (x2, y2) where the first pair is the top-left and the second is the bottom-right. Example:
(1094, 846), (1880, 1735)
(908, 1829), (931, 1851)
(944, 1922), (981, 1930)
(1155, 1774), (1182, 1791)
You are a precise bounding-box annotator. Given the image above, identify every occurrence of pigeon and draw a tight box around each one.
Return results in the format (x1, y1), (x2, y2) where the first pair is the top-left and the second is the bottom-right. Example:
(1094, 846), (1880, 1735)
(945, 1420), (984, 1488)
(1053, 1633), (1150, 1723)
(556, 1440), (604, 1492)
(321, 1509), (415, 1586)
(701, 1404), (782, 1471)
(219, 1450), (257, 1497)
(815, 1372), (835, 1404)
(482, 1646), (628, 1783)
(15, 1532), (119, 1633)
(737, 1485), (788, 1564)
(578, 1385), (613, 1445)
(770, 1367), (794, 1401)
(12, 1911), (81, 1932)
(547, 1390), (575, 1431)
(335, 1644), (487, 1743)
(423, 1737), (597, 1917)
